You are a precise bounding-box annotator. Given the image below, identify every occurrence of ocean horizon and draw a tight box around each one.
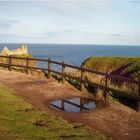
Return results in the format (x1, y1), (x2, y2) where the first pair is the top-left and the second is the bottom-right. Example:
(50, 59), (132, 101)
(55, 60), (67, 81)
(0, 43), (140, 67)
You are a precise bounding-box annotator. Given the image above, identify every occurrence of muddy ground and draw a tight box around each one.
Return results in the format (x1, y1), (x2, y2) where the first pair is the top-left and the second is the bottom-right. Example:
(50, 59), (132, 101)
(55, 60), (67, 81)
(0, 69), (140, 140)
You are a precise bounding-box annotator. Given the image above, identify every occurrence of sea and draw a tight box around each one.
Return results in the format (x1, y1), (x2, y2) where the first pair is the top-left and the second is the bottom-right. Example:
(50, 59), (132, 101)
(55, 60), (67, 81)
(0, 44), (140, 68)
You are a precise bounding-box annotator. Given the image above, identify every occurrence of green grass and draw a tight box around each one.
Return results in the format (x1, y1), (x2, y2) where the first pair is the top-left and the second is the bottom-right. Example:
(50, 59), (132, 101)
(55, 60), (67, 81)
(82, 56), (140, 74)
(0, 83), (109, 140)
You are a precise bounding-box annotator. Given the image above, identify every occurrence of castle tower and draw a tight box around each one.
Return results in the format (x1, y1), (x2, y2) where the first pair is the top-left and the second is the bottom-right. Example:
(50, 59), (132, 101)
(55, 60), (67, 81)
(21, 44), (28, 54)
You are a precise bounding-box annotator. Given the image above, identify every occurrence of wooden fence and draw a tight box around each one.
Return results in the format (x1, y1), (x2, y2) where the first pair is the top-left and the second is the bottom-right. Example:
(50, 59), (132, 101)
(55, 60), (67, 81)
(0, 55), (140, 111)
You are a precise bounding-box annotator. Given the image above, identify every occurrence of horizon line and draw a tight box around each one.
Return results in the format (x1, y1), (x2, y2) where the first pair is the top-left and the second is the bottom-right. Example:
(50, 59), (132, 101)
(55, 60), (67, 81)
(0, 43), (140, 47)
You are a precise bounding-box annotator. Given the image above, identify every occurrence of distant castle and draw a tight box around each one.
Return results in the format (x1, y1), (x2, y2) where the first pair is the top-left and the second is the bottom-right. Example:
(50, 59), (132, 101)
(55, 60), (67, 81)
(0, 44), (28, 55)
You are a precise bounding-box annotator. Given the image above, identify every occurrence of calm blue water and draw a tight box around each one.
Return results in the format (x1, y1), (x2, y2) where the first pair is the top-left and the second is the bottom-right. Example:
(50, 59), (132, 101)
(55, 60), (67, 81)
(0, 44), (140, 67)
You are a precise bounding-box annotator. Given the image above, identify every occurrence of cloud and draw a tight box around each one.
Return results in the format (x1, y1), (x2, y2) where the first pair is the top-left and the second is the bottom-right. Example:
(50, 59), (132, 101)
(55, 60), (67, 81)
(0, 1), (139, 45)
(63, 29), (79, 33)
(130, 1), (140, 4)
(102, 33), (127, 38)
(0, 33), (40, 40)
(0, 19), (18, 30)
(44, 29), (128, 39)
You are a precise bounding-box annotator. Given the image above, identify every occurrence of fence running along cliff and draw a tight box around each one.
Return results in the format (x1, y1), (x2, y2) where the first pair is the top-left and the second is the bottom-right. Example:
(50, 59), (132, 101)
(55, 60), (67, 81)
(0, 55), (140, 112)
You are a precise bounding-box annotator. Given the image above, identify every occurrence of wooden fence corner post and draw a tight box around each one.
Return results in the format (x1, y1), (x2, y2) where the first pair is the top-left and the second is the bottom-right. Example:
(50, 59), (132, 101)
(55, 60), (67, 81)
(62, 61), (65, 84)
(48, 58), (51, 79)
(137, 84), (140, 112)
(26, 57), (29, 74)
(80, 69), (84, 91)
(8, 55), (12, 71)
(104, 74), (109, 105)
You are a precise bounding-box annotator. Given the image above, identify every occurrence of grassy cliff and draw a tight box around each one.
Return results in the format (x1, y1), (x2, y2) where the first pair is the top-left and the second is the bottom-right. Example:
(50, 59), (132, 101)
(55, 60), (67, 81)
(0, 54), (36, 66)
(82, 57), (140, 109)
(0, 54), (46, 77)
(82, 57), (140, 80)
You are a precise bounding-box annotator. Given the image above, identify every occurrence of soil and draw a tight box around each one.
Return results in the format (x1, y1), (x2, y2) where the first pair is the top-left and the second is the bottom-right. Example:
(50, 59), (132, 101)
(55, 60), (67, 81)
(0, 69), (140, 140)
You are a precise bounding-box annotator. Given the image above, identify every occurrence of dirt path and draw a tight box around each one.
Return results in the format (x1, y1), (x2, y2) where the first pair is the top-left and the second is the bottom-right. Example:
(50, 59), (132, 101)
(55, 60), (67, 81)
(0, 69), (140, 140)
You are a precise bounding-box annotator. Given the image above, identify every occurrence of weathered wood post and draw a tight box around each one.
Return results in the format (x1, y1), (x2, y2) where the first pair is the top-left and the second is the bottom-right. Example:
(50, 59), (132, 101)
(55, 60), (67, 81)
(61, 100), (64, 110)
(104, 74), (109, 105)
(8, 55), (12, 71)
(48, 58), (51, 79)
(137, 83), (140, 112)
(62, 61), (65, 84)
(80, 69), (84, 91)
(26, 57), (29, 74)
(80, 97), (83, 111)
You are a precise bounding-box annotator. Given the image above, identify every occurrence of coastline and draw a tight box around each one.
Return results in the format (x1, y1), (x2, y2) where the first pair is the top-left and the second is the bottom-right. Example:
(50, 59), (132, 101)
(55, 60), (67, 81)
(0, 44), (140, 67)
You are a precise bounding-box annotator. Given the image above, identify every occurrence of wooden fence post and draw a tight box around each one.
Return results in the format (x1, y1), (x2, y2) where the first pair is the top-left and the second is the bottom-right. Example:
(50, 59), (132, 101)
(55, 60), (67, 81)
(61, 100), (64, 110)
(8, 55), (12, 71)
(80, 69), (84, 91)
(62, 61), (65, 84)
(104, 75), (109, 105)
(80, 97), (83, 111)
(48, 58), (51, 79)
(26, 57), (29, 74)
(137, 84), (140, 112)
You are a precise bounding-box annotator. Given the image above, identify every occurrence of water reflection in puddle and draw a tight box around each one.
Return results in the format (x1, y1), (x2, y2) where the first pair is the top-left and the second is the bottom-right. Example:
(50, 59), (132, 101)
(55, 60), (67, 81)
(49, 97), (96, 112)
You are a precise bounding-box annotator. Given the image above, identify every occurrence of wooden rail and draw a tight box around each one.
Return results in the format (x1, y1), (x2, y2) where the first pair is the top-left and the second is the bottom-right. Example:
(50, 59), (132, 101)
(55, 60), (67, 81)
(0, 55), (140, 111)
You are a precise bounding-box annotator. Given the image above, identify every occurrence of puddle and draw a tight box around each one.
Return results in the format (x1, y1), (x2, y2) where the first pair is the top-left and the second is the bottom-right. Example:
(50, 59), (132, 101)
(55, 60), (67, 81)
(49, 97), (96, 112)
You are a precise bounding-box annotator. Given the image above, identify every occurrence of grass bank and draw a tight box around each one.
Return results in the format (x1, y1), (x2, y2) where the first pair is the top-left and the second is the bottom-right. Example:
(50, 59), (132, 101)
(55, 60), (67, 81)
(0, 83), (109, 140)
(82, 57), (140, 79)
(82, 57), (140, 109)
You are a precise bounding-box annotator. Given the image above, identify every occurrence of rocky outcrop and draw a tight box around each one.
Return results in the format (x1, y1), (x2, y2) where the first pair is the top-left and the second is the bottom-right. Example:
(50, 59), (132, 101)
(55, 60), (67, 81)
(0, 44), (28, 55)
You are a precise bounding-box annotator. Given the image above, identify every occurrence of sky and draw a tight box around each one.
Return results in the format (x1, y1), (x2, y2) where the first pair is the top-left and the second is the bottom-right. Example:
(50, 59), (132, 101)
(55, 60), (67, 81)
(0, 0), (140, 45)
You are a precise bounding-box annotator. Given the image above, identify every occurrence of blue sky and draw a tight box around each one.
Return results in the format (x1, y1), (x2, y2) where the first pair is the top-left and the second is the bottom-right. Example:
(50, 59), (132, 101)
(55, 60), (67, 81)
(0, 0), (140, 45)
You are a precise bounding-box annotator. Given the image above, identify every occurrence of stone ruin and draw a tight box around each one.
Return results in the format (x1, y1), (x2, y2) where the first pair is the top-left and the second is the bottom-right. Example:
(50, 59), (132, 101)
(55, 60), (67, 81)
(0, 44), (28, 55)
